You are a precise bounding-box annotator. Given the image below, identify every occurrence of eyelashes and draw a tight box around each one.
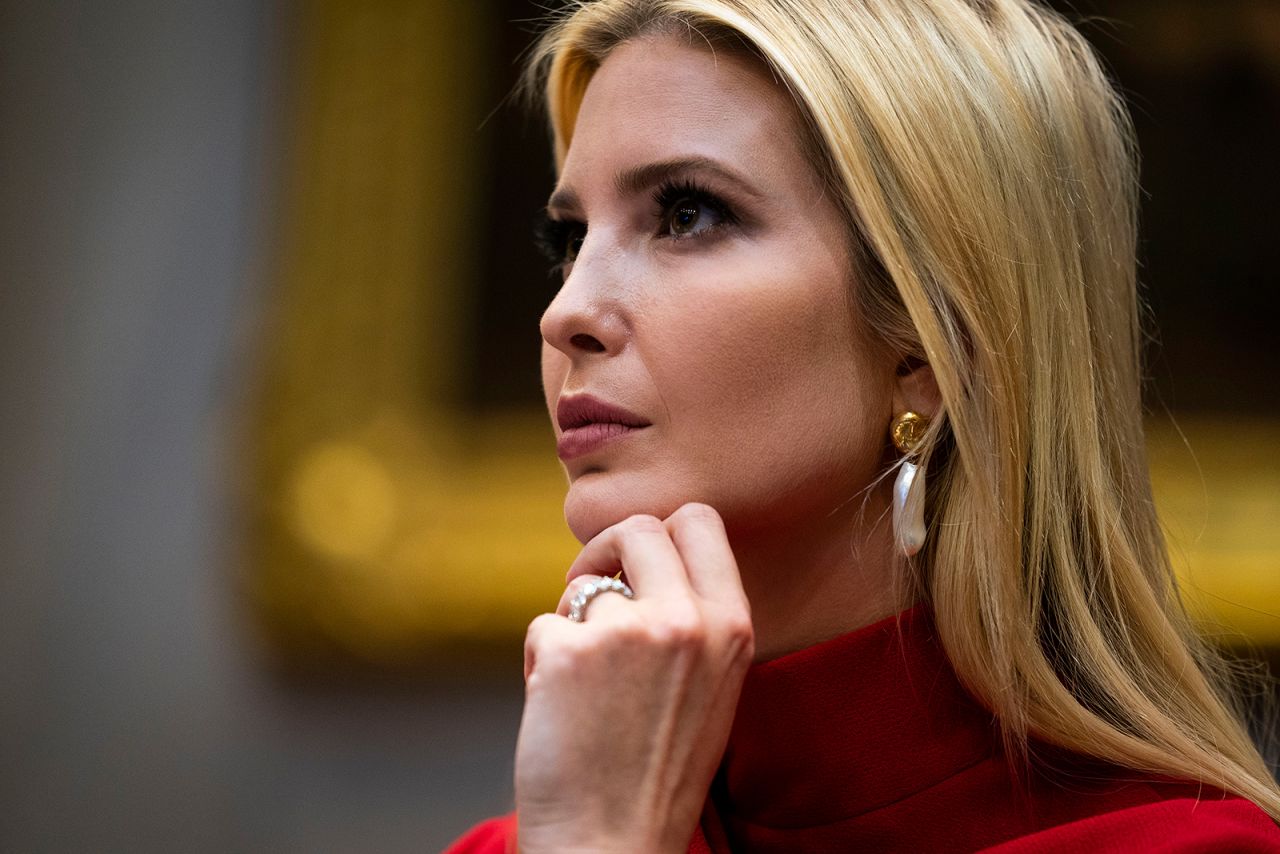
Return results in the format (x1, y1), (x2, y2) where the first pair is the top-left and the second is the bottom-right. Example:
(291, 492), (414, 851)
(532, 211), (584, 271)
(532, 178), (740, 277)
(651, 178), (739, 239)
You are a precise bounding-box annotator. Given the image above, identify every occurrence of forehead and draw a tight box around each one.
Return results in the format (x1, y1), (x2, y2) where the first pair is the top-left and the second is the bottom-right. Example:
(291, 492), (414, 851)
(558, 34), (809, 194)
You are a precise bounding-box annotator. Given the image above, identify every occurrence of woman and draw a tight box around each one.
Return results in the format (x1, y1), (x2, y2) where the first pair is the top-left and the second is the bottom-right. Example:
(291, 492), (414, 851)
(449, 0), (1280, 850)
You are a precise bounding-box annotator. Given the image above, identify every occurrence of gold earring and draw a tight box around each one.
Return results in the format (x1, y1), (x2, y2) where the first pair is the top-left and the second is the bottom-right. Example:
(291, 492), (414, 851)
(889, 411), (930, 557)
(890, 411), (929, 454)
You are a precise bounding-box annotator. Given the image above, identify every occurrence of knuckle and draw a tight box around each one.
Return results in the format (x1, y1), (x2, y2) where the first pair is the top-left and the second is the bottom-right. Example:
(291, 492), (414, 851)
(724, 614), (754, 644)
(733, 630), (756, 667)
(608, 615), (650, 645)
(535, 649), (574, 681)
(728, 620), (756, 664)
(524, 614), (559, 659)
(649, 611), (706, 648)
(620, 513), (665, 534)
(711, 607), (755, 664)
(536, 635), (591, 679)
(671, 502), (723, 527)
(524, 612), (557, 645)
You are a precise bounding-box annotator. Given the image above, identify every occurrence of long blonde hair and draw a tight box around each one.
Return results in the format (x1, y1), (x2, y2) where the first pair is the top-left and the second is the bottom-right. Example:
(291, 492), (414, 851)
(524, 0), (1280, 820)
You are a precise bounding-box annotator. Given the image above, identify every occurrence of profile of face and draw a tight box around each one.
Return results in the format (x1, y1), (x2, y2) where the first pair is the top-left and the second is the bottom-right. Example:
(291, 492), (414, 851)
(539, 33), (900, 546)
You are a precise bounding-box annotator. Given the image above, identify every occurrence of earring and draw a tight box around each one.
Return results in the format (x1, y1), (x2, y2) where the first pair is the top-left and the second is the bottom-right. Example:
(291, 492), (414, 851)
(890, 412), (929, 557)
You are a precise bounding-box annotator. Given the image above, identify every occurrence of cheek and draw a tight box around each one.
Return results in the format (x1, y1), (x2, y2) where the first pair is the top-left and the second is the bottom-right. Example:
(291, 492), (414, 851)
(654, 271), (873, 427)
(643, 260), (890, 504)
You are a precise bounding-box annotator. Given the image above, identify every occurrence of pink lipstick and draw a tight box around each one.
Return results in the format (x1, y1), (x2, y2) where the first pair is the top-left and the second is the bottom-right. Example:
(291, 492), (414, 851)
(556, 394), (651, 460)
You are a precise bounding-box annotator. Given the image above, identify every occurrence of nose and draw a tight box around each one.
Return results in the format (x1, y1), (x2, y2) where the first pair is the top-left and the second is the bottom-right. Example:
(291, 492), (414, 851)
(539, 244), (628, 360)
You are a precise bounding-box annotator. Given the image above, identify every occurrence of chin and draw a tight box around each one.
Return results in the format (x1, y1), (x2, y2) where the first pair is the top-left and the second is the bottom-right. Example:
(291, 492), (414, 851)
(562, 470), (687, 544)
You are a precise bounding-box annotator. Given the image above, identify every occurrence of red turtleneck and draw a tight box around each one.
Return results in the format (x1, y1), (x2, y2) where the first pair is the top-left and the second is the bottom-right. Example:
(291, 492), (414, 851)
(444, 607), (1280, 852)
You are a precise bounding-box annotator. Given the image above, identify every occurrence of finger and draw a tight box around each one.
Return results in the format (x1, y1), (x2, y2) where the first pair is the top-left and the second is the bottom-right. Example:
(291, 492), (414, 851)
(663, 503), (748, 608)
(523, 612), (564, 682)
(565, 514), (693, 599)
(564, 583), (635, 624)
(554, 574), (606, 618)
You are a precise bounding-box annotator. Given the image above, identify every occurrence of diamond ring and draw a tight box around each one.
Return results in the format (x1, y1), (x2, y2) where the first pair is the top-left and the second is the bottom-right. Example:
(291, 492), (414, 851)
(567, 576), (635, 622)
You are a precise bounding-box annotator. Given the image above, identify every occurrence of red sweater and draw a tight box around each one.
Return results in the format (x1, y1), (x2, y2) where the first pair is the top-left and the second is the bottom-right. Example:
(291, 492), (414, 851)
(444, 607), (1280, 852)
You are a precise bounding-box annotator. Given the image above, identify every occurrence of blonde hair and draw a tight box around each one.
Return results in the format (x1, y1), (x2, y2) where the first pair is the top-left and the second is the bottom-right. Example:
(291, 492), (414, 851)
(524, 0), (1280, 820)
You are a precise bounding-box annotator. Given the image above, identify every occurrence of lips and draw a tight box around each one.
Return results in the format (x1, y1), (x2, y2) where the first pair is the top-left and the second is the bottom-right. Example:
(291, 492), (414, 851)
(556, 394), (651, 460)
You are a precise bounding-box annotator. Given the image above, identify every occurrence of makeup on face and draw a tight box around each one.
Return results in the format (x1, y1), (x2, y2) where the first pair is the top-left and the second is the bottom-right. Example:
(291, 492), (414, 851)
(537, 35), (895, 545)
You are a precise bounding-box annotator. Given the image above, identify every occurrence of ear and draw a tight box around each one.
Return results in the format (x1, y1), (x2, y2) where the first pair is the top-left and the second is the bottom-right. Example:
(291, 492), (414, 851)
(891, 357), (941, 420)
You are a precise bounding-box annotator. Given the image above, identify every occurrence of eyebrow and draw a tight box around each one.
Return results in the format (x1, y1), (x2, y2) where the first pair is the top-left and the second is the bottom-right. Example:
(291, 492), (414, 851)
(546, 156), (762, 214)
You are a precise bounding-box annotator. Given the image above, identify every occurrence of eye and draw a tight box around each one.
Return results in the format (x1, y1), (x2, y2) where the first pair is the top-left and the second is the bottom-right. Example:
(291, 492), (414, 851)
(667, 198), (709, 236)
(653, 180), (738, 240)
(533, 210), (586, 271)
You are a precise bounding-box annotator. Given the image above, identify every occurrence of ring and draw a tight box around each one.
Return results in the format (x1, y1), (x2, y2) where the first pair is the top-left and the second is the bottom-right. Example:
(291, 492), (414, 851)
(567, 576), (635, 622)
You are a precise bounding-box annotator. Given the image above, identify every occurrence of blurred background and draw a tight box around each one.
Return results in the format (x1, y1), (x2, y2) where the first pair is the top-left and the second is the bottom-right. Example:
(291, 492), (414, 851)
(1, 0), (1277, 850)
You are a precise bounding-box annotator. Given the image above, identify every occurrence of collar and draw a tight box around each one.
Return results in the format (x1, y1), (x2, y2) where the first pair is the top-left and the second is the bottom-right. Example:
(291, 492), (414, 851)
(708, 604), (998, 831)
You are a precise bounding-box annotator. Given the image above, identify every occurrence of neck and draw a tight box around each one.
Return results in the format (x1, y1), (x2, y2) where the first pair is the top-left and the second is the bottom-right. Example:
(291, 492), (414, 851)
(728, 492), (912, 662)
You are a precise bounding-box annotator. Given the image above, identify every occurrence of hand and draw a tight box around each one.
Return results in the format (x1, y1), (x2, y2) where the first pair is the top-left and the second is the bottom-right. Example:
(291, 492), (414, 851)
(514, 503), (755, 854)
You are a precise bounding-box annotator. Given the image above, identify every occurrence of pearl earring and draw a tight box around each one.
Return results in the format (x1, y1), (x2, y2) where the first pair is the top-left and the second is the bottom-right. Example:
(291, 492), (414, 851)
(890, 412), (929, 557)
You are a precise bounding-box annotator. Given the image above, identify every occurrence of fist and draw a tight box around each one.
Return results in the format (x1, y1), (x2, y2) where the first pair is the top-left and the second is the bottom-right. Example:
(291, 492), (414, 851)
(514, 503), (754, 853)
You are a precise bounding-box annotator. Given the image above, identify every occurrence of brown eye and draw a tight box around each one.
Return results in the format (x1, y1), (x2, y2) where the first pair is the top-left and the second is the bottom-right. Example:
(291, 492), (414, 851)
(670, 199), (702, 235)
(652, 180), (738, 240)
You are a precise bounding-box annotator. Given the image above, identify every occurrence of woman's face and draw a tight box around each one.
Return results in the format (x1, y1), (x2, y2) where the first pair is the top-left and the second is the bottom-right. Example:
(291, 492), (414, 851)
(540, 34), (896, 544)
